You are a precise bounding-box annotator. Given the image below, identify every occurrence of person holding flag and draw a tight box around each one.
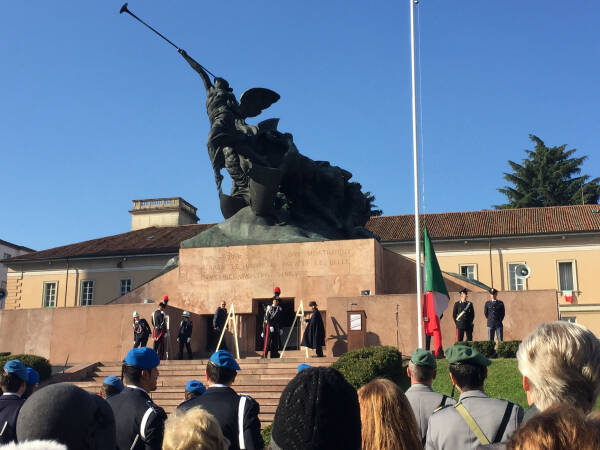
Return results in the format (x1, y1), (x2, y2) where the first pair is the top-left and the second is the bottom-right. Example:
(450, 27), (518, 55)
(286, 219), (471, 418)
(422, 227), (450, 358)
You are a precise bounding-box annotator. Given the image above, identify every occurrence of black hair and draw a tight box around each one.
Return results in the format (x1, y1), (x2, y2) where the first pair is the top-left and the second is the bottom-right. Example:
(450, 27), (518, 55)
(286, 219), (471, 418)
(206, 361), (236, 385)
(101, 384), (122, 399)
(449, 363), (487, 390)
(122, 364), (142, 385)
(0, 371), (25, 393)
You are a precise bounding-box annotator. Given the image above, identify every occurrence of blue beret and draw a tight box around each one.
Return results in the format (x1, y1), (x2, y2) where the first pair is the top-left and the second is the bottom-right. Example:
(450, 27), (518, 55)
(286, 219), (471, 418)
(185, 379), (206, 395)
(124, 347), (160, 369)
(4, 360), (28, 382)
(103, 376), (124, 391)
(209, 350), (241, 371)
(297, 363), (312, 372)
(26, 367), (40, 385)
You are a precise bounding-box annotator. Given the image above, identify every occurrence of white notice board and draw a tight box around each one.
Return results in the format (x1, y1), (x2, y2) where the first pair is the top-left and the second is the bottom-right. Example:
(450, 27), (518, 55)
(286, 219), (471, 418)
(350, 313), (362, 331)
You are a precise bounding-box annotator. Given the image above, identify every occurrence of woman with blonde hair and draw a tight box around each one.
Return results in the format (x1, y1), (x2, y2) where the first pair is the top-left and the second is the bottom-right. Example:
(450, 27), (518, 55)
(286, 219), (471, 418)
(358, 378), (422, 450)
(162, 407), (229, 450)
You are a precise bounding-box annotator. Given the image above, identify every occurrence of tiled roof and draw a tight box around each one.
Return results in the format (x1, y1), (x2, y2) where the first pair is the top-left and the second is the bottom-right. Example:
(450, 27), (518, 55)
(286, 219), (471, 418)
(366, 204), (600, 241)
(0, 239), (35, 253)
(3, 224), (213, 262)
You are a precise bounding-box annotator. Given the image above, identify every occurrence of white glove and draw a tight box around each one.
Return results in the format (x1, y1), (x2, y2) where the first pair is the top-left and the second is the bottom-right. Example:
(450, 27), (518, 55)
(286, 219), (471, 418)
(279, 329), (283, 336)
(270, 326), (274, 333)
(261, 332), (264, 338)
(187, 337), (191, 343)
(177, 338), (180, 343)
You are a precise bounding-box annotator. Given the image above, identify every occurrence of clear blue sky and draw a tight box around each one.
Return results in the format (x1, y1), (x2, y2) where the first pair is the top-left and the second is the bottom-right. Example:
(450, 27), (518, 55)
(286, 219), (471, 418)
(2, 1), (599, 251)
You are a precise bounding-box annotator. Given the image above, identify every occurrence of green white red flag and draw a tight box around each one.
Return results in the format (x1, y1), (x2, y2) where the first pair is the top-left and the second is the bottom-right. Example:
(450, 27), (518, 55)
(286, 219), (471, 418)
(422, 227), (449, 357)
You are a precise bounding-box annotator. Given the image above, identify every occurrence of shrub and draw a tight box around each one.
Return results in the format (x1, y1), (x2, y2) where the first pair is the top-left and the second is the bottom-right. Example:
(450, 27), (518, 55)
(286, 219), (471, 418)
(261, 424), (273, 446)
(0, 352), (10, 357)
(331, 345), (408, 390)
(496, 341), (521, 358)
(463, 341), (497, 359)
(0, 354), (52, 381)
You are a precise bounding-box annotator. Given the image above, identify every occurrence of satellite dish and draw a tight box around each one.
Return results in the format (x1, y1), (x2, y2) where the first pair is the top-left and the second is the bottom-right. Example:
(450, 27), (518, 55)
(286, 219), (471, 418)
(514, 264), (531, 280)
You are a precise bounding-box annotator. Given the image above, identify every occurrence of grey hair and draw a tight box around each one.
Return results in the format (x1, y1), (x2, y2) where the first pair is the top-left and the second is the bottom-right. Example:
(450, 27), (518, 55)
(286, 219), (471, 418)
(408, 361), (435, 383)
(517, 321), (600, 412)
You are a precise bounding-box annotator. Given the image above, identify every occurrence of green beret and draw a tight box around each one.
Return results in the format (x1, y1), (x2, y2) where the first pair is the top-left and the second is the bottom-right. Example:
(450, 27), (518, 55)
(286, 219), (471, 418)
(445, 344), (491, 366)
(411, 348), (436, 368)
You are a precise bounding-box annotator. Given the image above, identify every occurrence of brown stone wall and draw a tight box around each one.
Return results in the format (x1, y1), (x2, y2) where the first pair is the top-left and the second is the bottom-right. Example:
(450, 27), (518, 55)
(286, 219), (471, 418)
(326, 290), (558, 356)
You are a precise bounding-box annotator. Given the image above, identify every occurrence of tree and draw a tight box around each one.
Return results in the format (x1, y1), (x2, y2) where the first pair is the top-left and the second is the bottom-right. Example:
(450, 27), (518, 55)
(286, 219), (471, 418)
(495, 135), (600, 209)
(365, 191), (383, 216)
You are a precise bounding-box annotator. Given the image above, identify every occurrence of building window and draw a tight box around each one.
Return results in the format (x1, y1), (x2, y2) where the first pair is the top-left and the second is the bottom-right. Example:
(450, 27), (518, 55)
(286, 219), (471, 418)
(459, 264), (477, 280)
(508, 263), (526, 291)
(43, 282), (57, 308)
(120, 279), (132, 296)
(557, 261), (576, 292)
(80, 280), (94, 306)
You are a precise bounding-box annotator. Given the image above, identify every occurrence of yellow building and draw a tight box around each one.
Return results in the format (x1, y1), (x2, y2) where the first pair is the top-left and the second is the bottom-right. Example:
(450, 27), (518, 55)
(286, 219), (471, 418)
(4, 202), (600, 333)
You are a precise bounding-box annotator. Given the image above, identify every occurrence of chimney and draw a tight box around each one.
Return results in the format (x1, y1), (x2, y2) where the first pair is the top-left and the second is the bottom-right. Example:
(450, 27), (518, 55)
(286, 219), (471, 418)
(129, 197), (199, 230)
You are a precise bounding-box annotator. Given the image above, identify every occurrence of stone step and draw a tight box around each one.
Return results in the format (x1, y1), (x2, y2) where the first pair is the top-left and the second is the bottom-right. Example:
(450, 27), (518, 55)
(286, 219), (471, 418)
(96, 367), (321, 375)
(91, 376), (293, 386)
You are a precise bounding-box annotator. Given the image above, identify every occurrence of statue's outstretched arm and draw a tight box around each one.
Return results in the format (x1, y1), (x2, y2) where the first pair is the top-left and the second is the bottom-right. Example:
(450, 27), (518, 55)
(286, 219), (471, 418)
(178, 49), (212, 91)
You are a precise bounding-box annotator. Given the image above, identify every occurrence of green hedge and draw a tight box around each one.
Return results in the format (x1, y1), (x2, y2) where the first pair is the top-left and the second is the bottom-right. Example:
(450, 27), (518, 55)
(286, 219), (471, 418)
(496, 341), (521, 358)
(463, 341), (497, 358)
(261, 424), (273, 446)
(0, 354), (52, 381)
(0, 352), (11, 357)
(331, 346), (408, 390)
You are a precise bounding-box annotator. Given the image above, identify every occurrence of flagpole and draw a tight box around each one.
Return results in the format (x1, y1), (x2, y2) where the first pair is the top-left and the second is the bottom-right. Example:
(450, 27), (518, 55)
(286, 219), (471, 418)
(409, 0), (424, 348)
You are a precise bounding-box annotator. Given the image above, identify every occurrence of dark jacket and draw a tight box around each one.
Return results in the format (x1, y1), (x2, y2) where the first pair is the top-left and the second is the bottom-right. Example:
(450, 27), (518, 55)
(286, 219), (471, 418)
(152, 310), (166, 331)
(0, 394), (25, 444)
(106, 387), (166, 450)
(213, 307), (228, 331)
(178, 318), (193, 340)
(177, 385), (263, 450)
(301, 308), (325, 349)
(452, 300), (474, 329)
(484, 300), (505, 328)
(134, 319), (151, 340)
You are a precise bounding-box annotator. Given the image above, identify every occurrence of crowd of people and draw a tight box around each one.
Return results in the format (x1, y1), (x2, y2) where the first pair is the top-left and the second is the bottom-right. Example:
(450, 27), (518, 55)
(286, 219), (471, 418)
(0, 320), (599, 449)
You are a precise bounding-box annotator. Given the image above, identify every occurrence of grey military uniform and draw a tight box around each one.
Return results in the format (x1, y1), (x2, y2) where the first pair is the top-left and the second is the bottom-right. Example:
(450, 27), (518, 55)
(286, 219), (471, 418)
(405, 384), (456, 442)
(426, 390), (523, 450)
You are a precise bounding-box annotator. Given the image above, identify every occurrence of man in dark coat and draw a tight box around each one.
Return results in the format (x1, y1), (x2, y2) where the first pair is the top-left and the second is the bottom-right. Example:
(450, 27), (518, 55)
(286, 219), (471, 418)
(263, 294), (283, 358)
(213, 301), (228, 351)
(452, 288), (475, 342)
(0, 360), (27, 445)
(177, 310), (194, 359)
(133, 311), (151, 348)
(301, 301), (325, 357)
(177, 350), (263, 450)
(152, 299), (168, 359)
(484, 288), (506, 342)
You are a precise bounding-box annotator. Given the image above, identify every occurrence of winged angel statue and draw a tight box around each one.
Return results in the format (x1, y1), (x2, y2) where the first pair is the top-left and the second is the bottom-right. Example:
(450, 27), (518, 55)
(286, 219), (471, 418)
(179, 49), (376, 240)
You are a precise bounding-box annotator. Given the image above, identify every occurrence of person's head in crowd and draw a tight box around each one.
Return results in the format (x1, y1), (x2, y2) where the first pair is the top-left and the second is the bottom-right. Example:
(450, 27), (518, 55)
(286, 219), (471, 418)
(297, 363), (311, 372)
(273, 286), (281, 300)
(122, 347), (160, 392)
(506, 404), (600, 450)
(270, 366), (361, 450)
(489, 288), (498, 299)
(407, 348), (437, 386)
(0, 440), (67, 449)
(184, 379), (206, 401)
(358, 378), (422, 450)
(163, 407), (229, 450)
(517, 321), (600, 413)
(446, 344), (491, 392)
(1, 360), (28, 396)
(101, 376), (124, 399)
(24, 367), (40, 398)
(16, 383), (116, 449)
(459, 288), (468, 300)
(132, 311), (140, 323)
(309, 300), (317, 310)
(206, 350), (240, 387)
(220, 301), (226, 309)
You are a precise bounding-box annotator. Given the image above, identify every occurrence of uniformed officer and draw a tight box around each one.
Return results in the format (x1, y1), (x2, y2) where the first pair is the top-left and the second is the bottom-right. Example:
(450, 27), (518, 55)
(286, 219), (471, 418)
(453, 288), (475, 341)
(484, 288), (505, 342)
(0, 360), (27, 444)
(101, 375), (125, 399)
(425, 344), (523, 450)
(184, 379), (206, 401)
(177, 310), (193, 359)
(213, 301), (229, 352)
(107, 347), (167, 450)
(177, 350), (264, 450)
(405, 349), (456, 444)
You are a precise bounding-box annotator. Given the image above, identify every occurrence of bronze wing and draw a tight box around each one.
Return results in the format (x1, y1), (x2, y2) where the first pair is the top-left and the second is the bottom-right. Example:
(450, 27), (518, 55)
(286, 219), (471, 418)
(238, 88), (280, 119)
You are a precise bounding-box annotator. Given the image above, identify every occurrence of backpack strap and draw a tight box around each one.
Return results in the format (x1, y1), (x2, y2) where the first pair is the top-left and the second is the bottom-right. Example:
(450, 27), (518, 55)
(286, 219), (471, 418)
(493, 402), (514, 443)
(238, 395), (248, 449)
(454, 402), (490, 445)
(433, 395), (448, 413)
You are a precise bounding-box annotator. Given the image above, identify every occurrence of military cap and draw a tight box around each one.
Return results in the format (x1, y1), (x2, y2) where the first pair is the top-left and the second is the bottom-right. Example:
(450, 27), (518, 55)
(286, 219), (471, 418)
(124, 347), (160, 369)
(445, 344), (491, 366)
(489, 288), (498, 295)
(103, 375), (124, 392)
(308, 301), (317, 307)
(411, 348), (437, 368)
(297, 363), (312, 372)
(26, 367), (40, 385)
(459, 288), (469, 294)
(4, 359), (28, 381)
(209, 350), (241, 371)
(185, 379), (206, 395)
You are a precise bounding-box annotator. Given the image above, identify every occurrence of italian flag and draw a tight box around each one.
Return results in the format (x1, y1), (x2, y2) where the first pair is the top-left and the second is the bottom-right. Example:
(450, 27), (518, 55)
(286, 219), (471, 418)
(423, 227), (449, 357)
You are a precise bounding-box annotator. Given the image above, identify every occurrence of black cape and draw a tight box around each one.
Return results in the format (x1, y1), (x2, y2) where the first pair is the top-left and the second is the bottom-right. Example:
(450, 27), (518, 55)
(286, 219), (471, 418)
(301, 309), (325, 349)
